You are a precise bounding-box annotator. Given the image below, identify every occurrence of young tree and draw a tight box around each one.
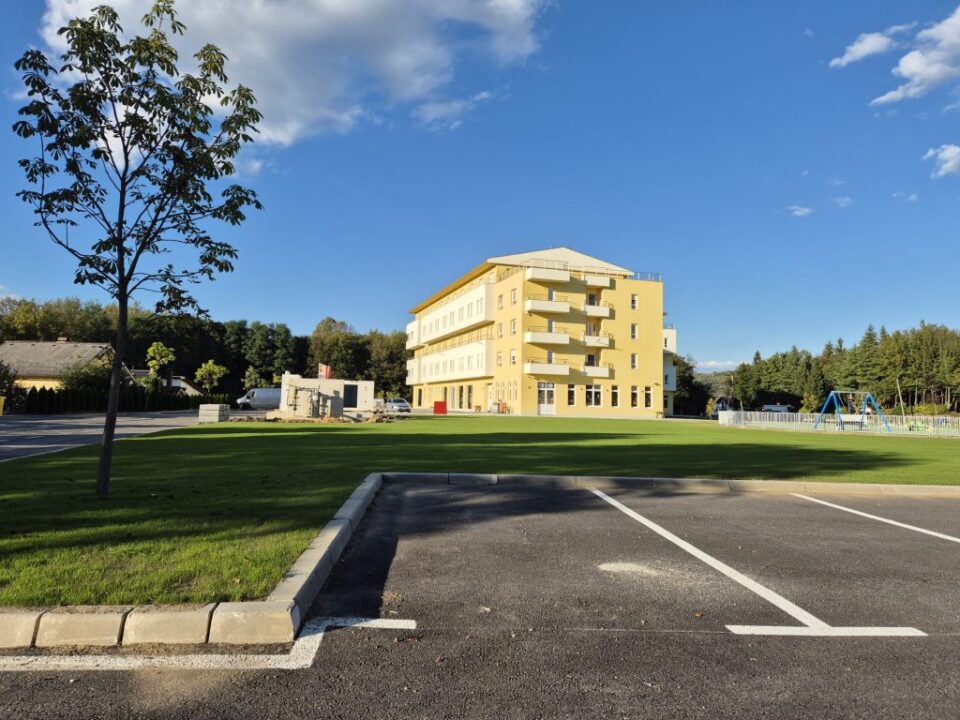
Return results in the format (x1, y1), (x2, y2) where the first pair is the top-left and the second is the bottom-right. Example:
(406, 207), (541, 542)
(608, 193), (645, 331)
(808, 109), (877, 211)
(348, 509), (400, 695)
(13, 2), (261, 496)
(195, 359), (227, 393)
(242, 365), (264, 391)
(143, 340), (175, 391)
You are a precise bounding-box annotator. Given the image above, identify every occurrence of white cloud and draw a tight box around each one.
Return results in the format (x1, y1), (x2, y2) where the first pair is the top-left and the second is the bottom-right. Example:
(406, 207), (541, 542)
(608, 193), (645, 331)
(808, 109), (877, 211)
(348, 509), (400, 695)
(695, 360), (743, 372)
(829, 22), (915, 69)
(826, 177), (847, 186)
(787, 205), (814, 217)
(412, 90), (493, 130)
(892, 191), (920, 201)
(924, 144), (960, 177)
(867, 9), (960, 105)
(832, 196), (853, 208)
(39, 0), (547, 145)
(804, 28), (814, 38)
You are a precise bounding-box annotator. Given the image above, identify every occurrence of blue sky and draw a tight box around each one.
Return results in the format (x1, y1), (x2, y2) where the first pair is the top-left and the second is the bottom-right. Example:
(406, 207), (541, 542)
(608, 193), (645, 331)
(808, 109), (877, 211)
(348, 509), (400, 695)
(2, 1), (960, 371)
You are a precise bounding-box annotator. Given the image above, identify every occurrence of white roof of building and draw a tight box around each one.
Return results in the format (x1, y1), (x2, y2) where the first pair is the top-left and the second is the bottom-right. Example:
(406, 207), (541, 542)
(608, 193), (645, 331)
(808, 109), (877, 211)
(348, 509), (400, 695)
(486, 247), (632, 274)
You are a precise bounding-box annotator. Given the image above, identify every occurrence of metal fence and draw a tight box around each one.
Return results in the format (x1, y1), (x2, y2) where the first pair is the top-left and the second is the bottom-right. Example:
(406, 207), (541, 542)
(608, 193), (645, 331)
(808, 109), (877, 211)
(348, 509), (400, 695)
(718, 410), (960, 438)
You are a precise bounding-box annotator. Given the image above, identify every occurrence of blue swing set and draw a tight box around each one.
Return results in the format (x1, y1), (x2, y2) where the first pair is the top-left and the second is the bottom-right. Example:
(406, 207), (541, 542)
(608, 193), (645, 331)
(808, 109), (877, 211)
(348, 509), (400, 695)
(812, 390), (891, 433)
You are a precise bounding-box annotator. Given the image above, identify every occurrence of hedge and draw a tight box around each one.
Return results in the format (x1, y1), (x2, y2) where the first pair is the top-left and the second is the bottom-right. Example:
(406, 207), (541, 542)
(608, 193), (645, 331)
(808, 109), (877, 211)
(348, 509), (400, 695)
(20, 387), (233, 414)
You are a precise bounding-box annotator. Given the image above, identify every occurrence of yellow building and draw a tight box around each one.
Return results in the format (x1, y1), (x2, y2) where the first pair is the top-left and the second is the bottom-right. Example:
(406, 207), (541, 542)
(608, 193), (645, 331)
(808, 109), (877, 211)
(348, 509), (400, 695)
(405, 248), (678, 417)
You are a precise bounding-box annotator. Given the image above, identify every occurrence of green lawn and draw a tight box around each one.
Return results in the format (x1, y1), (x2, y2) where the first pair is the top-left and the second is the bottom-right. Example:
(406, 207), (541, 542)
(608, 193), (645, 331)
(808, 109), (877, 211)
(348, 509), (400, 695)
(1, 416), (958, 606)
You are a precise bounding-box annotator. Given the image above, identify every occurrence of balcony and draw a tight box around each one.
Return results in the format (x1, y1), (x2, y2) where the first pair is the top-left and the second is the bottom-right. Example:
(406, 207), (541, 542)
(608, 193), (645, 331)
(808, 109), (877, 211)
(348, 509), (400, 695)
(584, 275), (612, 288)
(405, 319), (420, 350)
(583, 333), (612, 348)
(524, 329), (570, 345)
(582, 364), (612, 379)
(523, 360), (570, 376)
(583, 302), (612, 318)
(525, 295), (570, 314)
(525, 267), (571, 283)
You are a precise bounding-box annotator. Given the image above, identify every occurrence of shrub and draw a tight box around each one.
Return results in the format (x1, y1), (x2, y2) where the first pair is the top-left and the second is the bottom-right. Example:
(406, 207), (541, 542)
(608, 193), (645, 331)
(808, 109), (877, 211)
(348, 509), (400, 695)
(0, 360), (27, 412)
(61, 360), (113, 394)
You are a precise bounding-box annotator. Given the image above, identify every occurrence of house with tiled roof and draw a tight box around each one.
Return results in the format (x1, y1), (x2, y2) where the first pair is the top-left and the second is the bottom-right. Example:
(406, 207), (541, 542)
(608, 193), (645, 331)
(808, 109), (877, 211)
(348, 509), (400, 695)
(0, 339), (115, 390)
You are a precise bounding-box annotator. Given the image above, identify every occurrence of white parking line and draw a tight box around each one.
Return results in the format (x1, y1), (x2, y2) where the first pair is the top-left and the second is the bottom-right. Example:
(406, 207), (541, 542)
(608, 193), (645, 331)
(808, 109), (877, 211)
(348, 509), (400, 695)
(791, 494), (960, 544)
(0, 617), (416, 672)
(591, 489), (925, 638)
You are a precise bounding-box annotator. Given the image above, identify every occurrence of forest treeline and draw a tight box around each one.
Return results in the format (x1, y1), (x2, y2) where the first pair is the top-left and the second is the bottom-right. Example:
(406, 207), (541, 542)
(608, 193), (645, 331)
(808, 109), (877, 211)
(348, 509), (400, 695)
(715, 323), (960, 414)
(0, 297), (408, 397)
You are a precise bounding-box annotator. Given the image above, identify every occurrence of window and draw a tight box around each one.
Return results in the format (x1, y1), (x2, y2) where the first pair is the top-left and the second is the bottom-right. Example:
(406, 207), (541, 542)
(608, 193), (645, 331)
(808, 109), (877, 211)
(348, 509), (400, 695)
(568, 384), (576, 406)
(459, 307), (464, 321)
(631, 386), (639, 408)
(630, 353), (637, 369)
(611, 385), (619, 407)
(498, 294), (504, 310)
(630, 294), (637, 310)
(510, 349), (517, 365)
(467, 304), (473, 318)
(510, 319), (517, 335)
(644, 386), (652, 408)
(458, 385), (464, 408)
(587, 292), (597, 305)
(467, 385), (473, 408)
(510, 288), (518, 305)
(497, 322), (503, 338)
(630, 323), (637, 340)
(586, 384), (601, 407)
(497, 352), (503, 367)
(585, 353), (597, 367)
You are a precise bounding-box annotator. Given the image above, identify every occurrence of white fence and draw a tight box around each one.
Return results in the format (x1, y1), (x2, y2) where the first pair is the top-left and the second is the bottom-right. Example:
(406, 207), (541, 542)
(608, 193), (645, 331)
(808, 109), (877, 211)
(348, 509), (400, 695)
(718, 410), (960, 438)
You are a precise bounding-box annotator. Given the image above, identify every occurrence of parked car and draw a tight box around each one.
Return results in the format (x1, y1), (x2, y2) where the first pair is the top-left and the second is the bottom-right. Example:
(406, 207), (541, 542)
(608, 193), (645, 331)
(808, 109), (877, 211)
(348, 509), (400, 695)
(236, 387), (281, 410)
(385, 397), (412, 413)
(760, 404), (792, 413)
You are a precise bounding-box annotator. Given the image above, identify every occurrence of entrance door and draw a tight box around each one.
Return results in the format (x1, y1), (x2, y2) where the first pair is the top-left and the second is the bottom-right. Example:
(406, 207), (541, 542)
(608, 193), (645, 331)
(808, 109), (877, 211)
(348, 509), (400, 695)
(537, 382), (556, 416)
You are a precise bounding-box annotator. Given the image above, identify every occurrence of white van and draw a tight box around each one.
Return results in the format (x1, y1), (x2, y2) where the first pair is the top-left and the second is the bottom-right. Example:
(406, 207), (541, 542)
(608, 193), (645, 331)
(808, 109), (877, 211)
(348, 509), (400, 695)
(236, 387), (281, 410)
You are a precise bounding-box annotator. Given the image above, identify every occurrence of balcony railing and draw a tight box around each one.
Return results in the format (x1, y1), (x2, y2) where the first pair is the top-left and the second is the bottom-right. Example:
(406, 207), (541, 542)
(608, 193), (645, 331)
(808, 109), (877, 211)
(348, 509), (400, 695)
(524, 329), (570, 345)
(583, 333), (613, 348)
(583, 302), (612, 318)
(525, 295), (571, 314)
(523, 358), (571, 376)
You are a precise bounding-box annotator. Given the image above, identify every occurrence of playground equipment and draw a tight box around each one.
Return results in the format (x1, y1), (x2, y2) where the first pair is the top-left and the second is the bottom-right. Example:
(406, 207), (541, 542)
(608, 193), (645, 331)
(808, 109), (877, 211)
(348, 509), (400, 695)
(813, 390), (891, 433)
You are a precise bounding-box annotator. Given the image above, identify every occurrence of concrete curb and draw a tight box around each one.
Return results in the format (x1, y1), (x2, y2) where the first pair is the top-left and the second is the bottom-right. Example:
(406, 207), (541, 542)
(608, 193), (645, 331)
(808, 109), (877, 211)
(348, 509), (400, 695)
(0, 610), (46, 649)
(388, 472), (960, 498)
(123, 603), (217, 646)
(35, 606), (133, 648)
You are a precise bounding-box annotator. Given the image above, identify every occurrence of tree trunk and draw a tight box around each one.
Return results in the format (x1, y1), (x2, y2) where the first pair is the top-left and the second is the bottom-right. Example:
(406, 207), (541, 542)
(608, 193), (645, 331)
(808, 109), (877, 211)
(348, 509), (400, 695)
(96, 295), (128, 498)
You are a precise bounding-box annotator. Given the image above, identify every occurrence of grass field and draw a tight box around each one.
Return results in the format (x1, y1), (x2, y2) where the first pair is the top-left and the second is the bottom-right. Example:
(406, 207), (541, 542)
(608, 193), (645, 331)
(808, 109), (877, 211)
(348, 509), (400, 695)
(1, 415), (958, 606)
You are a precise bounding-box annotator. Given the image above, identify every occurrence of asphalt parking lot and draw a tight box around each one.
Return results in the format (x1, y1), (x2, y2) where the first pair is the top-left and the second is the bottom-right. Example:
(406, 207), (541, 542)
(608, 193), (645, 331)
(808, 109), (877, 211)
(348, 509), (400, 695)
(1, 481), (958, 719)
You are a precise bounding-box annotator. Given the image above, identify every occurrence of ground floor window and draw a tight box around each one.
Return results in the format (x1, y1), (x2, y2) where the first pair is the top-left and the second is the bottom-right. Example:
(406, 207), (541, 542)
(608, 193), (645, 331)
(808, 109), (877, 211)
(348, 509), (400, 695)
(567, 384), (576, 406)
(467, 385), (473, 409)
(644, 385), (652, 408)
(611, 385), (619, 407)
(417, 389), (422, 407)
(459, 385), (464, 408)
(586, 384), (601, 407)
(630, 385), (638, 408)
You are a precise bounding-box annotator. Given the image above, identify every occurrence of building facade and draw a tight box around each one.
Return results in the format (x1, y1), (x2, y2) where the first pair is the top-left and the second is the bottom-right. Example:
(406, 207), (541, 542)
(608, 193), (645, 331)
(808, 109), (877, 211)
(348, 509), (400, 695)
(405, 248), (677, 417)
